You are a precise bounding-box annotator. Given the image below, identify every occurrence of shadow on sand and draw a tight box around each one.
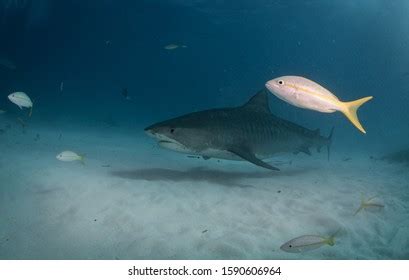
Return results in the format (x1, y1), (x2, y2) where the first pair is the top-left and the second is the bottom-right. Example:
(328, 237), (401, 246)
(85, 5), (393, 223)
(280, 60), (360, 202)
(110, 166), (313, 188)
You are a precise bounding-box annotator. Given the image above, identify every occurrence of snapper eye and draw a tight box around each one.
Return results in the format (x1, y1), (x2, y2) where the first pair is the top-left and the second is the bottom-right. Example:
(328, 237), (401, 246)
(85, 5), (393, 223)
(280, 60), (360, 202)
(278, 80), (284, 85)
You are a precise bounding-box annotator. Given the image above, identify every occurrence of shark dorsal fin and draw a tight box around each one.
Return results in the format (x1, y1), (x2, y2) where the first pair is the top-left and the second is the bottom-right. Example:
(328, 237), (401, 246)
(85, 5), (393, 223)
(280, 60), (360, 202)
(241, 89), (271, 114)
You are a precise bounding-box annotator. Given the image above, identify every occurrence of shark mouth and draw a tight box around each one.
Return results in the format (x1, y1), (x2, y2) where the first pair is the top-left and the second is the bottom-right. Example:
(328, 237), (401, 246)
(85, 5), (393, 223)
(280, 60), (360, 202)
(157, 139), (193, 154)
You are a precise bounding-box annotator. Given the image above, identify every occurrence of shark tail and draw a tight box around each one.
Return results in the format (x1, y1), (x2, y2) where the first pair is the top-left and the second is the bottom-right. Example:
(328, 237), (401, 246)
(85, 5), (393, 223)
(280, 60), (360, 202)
(326, 127), (334, 161)
(340, 96), (373, 134)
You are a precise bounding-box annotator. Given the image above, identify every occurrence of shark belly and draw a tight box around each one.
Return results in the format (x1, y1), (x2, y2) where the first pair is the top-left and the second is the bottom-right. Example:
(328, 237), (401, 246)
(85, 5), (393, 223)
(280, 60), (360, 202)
(200, 148), (242, 160)
(200, 147), (277, 161)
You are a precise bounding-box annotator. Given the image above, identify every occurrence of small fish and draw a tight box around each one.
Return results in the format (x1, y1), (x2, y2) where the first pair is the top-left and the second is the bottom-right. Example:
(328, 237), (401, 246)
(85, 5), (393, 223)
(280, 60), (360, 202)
(101, 164), (111, 168)
(202, 229), (208, 234)
(354, 195), (385, 216)
(60, 82), (64, 93)
(280, 230), (340, 253)
(0, 109), (6, 114)
(56, 151), (85, 164)
(121, 88), (131, 100)
(265, 76), (373, 134)
(164, 44), (187, 50)
(8, 92), (33, 117)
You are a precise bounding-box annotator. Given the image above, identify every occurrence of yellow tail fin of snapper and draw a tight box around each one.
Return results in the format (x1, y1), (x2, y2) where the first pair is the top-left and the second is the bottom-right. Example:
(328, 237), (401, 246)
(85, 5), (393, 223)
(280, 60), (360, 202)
(325, 228), (342, 246)
(341, 96), (373, 134)
(325, 236), (335, 246)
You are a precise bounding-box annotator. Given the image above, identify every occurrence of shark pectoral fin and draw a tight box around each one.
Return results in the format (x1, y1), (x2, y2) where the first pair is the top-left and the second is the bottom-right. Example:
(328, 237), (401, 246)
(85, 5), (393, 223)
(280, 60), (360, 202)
(228, 147), (280, 171)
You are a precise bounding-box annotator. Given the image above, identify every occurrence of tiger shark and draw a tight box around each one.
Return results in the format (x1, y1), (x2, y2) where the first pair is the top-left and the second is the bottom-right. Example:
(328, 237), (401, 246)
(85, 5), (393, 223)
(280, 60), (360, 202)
(145, 90), (333, 171)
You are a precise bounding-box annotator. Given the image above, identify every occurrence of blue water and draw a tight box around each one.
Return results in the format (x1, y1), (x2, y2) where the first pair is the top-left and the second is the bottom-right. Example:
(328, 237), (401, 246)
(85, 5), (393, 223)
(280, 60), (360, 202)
(0, 0), (408, 259)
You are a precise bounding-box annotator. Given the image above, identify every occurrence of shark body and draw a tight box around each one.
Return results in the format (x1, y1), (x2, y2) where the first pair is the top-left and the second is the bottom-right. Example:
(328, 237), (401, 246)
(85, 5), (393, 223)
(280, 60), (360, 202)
(145, 90), (332, 171)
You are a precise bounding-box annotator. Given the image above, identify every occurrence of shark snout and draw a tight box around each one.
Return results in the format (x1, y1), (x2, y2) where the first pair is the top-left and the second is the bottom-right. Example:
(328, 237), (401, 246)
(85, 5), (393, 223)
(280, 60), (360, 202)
(144, 125), (156, 137)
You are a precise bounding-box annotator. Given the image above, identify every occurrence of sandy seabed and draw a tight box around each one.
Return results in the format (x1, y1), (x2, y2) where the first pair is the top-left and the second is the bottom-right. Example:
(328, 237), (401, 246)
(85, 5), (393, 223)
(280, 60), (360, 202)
(0, 119), (408, 260)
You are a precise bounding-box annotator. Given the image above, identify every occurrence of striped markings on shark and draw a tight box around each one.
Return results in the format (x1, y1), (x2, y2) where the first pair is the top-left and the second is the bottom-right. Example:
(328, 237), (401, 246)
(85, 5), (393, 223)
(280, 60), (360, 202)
(145, 90), (332, 171)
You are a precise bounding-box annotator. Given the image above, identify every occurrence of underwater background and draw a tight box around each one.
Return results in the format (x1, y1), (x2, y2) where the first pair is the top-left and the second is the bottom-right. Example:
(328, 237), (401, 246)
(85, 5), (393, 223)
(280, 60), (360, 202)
(0, 0), (408, 259)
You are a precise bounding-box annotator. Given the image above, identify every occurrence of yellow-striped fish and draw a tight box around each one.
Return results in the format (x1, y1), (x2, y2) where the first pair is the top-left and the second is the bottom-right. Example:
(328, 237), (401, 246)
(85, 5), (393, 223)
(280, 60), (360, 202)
(280, 229), (341, 253)
(56, 151), (85, 164)
(354, 195), (384, 216)
(8, 92), (33, 117)
(265, 76), (373, 134)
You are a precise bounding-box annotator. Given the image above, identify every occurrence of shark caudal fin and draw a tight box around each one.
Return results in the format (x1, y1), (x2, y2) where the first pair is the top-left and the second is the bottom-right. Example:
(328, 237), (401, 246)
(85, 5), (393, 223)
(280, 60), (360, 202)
(341, 96), (373, 134)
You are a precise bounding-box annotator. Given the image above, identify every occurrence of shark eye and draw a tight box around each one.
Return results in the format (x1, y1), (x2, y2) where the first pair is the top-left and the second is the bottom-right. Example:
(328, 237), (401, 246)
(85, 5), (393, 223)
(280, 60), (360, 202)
(170, 128), (175, 133)
(278, 80), (284, 85)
